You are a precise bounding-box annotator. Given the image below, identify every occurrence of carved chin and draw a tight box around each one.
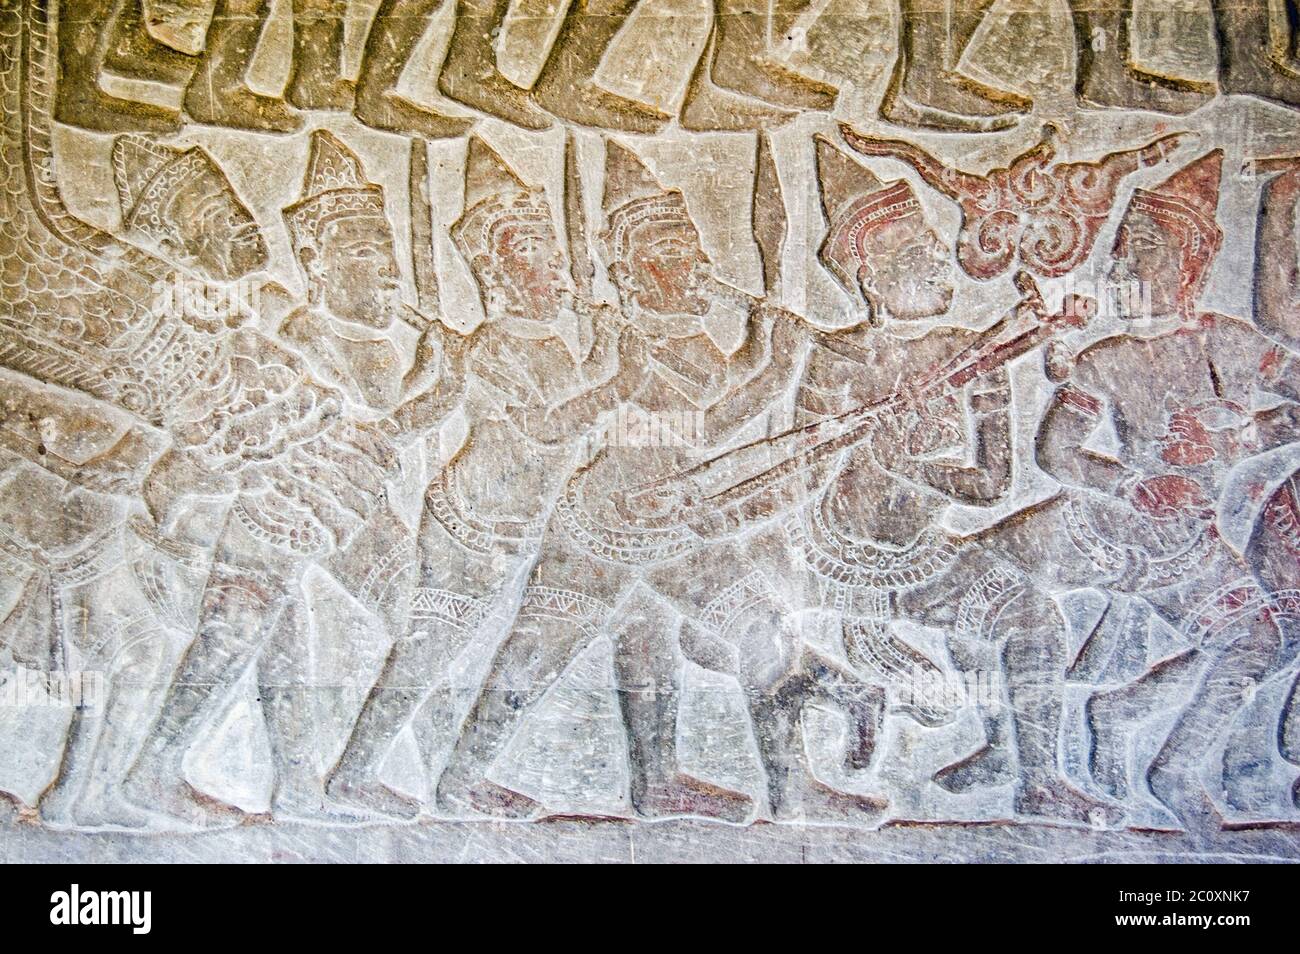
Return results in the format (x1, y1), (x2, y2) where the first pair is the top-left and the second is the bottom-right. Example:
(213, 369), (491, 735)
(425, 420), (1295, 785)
(228, 239), (268, 278)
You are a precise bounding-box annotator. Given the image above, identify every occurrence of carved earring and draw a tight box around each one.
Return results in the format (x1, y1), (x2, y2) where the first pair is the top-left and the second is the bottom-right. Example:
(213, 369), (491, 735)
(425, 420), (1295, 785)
(855, 265), (882, 327)
(304, 250), (326, 308)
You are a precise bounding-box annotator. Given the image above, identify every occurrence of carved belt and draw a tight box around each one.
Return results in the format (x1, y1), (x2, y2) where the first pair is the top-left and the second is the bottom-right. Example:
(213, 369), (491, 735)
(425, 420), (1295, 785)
(1265, 479), (1300, 556)
(1183, 580), (1300, 652)
(233, 493), (333, 558)
(554, 468), (699, 566)
(0, 522), (124, 589)
(127, 515), (210, 573)
(408, 587), (490, 633)
(955, 566), (1029, 641)
(784, 500), (960, 591)
(425, 460), (544, 555)
(699, 571), (780, 639)
(355, 537), (416, 608)
(1063, 496), (1214, 590)
(516, 586), (612, 640)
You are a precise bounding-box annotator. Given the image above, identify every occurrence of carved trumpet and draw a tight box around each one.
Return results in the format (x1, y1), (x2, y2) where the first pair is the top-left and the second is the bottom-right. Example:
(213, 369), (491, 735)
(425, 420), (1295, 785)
(615, 273), (1091, 530)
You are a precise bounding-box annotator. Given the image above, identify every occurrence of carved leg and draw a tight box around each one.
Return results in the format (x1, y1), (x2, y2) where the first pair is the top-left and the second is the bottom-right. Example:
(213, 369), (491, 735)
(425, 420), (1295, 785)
(744, 656), (887, 824)
(932, 612), (1016, 793)
(1147, 614), (1282, 832)
(1069, 0), (1212, 113)
(438, 0), (552, 129)
(1282, 670), (1300, 807)
(1086, 648), (1202, 800)
(1214, 0), (1300, 109)
(936, 710), (1015, 794)
(49, 633), (170, 830)
(38, 694), (101, 828)
(56, 0), (182, 132)
(709, 0), (836, 111)
(102, 0), (197, 86)
(679, 26), (794, 131)
(287, 0), (355, 109)
(38, 549), (167, 830)
(353, 0), (472, 138)
(1219, 685), (1287, 815)
(880, 0), (1026, 133)
(807, 654), (887, 778)
(327, 612), (484, 819)
(530, 0), (670, 133)
(613, 598), (751, 822)
(184, 0), (303, 132)
(124, 520), (297, 824)
(999, 588), (1122, 825)
(434, 608), (591, 818)
(257, 589), (364, 822)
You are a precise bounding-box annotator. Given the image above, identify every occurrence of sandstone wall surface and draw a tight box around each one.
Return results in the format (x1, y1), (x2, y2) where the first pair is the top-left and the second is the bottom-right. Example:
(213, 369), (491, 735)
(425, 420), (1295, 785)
(1, 0), (1299, 862)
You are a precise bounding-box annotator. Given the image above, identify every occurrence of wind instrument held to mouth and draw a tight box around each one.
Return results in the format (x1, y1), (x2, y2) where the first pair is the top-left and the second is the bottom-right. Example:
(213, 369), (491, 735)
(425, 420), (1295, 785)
(613, 272), (1092, 535)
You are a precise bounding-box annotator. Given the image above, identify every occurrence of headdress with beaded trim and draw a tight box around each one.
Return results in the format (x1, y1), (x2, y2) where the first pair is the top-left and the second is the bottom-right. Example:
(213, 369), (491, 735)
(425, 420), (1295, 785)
(600, 141), (695, 265)
(282, 130), (389, 257)
(451, 136), (556, 281)
(1119, 149), (1224, 306)
(113, 134), (250, 249)
(815, 135), (925, 313)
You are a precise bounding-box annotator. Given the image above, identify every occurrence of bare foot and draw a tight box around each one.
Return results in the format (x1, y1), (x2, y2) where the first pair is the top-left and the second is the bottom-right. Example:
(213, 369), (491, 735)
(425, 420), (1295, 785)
(36, 785), (82, 830)
(467, 781), (541, 820)
(185, 85), (303, 134)
(634, 775), (752, 823)
(934, 743), (1014, 794)
(353, 93), (471, 140)
(323, 774), (420, 821)
(122, 760), (234, 829)
(1147, 763), (1222, 835)
(774, 783), (888, 825)
(288, 78), (356, 112)
(57, 89), (181, 134)
(71, 792), (159, 831)
(1015, 778), (1124, 828)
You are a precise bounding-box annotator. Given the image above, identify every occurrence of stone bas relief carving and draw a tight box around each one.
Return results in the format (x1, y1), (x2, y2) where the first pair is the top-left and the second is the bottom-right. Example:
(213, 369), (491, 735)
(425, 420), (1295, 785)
(2, 0), (1300, 863)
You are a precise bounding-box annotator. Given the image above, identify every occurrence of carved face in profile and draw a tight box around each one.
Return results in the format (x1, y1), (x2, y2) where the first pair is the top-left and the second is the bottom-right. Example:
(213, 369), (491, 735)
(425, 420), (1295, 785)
(621, 220), (712, 317)
(1108, 210), (1186, 320)
(487, 216), (570, 319)
(164, 168), (268, 281)
(857, 217), (953, 321)
(307, 215), (402, 329)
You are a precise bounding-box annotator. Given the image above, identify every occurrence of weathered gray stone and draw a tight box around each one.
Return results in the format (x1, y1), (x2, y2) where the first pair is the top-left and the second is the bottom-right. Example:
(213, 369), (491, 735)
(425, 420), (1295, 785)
(1, 0), (1298, 862)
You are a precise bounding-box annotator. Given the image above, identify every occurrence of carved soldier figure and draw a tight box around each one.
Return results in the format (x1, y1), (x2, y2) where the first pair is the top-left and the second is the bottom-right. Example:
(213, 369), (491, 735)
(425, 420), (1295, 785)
(1250, 157), (1300, 808)
(102, 139), (407, 824)
(1012, 151), (1300, 828)
(279, 130), (451, 422)
(235, 129), (483, 818)
(433, 141), (811, 822)
(765, 136), (1120, 826)
(120, 329), (402, 824)
(113, 134), (269, 282)
(0, 387), (167, 828)
(277, 129), (462, 638)
(323, 136), (623, 816)
(21, 135), (285, 826)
